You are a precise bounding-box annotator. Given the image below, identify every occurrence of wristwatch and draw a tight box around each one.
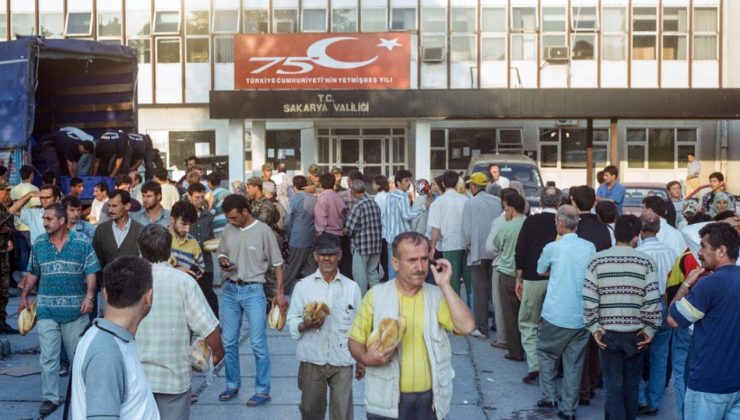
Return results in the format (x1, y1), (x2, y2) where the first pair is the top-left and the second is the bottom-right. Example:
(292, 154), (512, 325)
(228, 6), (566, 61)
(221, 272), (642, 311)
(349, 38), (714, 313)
(86, 294), (95, 302)
(681, 281), (692, 290)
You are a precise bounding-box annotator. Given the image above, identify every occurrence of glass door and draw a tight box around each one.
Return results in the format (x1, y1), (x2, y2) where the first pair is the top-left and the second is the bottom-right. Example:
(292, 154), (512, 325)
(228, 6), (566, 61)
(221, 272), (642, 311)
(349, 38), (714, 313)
(338, 137), (386, 181)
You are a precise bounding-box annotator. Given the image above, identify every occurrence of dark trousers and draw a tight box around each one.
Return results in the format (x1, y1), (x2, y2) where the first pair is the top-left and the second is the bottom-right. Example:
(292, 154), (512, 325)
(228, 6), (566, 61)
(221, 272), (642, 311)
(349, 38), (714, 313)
(600, 331), (645, 420)
(470, 261), (492, 336)
(498, 272), (524, 359)
(339, 235), (353, 279)
(366, 390), (437, 420)
(0, 253), (9, 323)
(580, 336), (602, 400)
(199, 272), (219, 319)
(298, 362), (353, 420)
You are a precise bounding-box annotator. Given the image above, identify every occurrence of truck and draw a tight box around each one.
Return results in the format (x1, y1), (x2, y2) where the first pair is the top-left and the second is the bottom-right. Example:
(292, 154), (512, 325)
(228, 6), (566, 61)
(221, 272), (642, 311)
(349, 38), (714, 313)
(0, 36), (137, 197)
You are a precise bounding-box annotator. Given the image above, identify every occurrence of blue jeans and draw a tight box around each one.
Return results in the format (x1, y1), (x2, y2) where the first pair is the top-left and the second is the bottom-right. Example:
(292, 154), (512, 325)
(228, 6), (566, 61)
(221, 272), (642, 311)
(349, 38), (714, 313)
(671, 327), (692, 418)
(386, 245), (396, 280)
(221, 281), (271, 395)
(639, 300), (671, 409)
(684, 388), (740, 420)
(601, 331), (645, 420)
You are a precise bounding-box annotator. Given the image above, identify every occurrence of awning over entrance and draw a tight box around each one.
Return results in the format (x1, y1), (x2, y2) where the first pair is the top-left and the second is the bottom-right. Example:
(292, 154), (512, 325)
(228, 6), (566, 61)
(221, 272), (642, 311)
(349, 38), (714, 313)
(210, 88), (740, 120)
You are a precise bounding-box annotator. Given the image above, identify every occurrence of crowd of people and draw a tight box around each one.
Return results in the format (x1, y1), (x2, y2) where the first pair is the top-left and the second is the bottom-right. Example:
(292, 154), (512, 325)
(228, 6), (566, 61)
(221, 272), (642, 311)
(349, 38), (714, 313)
(0, 156), (738, 420)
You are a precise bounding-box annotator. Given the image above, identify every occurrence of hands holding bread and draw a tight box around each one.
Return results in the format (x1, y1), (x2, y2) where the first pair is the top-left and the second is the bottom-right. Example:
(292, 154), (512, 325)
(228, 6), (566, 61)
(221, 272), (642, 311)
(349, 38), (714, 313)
(363, 317), (406, 367)
(299, 301), (330, 332)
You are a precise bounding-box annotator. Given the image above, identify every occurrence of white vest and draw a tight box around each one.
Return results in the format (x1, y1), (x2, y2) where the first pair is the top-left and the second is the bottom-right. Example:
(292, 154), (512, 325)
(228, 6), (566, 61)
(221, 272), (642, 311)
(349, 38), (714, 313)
(364, 280), (454, 419)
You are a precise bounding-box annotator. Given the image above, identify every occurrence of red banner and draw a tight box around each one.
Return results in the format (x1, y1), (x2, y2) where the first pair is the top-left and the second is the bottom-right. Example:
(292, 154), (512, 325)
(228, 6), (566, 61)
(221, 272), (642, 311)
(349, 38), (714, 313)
(234, 33), (410, 90)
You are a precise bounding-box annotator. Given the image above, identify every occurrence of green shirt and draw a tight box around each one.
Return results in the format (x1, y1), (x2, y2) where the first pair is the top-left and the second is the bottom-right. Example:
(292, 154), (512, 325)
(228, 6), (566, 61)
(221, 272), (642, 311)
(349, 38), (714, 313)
(494, 216), (525, 277)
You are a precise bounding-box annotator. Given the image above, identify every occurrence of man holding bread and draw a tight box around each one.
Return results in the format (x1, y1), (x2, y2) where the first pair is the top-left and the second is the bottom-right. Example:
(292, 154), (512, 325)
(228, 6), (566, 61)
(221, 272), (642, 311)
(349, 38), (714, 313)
(286, 234), (362, 420)
(348, 231), (475, 420)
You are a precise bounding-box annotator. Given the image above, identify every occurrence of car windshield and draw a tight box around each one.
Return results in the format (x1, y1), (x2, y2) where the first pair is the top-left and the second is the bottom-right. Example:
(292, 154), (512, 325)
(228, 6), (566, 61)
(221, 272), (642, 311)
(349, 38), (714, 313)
(623, 187), (669, 207)
(472, 163), (543, 198)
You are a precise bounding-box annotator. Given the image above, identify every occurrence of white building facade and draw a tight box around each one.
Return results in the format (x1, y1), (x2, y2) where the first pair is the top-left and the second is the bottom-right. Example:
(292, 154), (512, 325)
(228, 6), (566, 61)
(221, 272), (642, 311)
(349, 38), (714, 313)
(5, 0), (740, 190)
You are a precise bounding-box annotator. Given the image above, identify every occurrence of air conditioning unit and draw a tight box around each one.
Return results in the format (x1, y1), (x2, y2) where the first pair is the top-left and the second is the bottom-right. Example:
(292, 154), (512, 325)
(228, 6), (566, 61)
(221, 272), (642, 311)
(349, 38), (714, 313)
(421, 46), (445, 63)
(555, 119), (579, 127)
(545, 46), (569, 62)
(275, 20), (295, 32)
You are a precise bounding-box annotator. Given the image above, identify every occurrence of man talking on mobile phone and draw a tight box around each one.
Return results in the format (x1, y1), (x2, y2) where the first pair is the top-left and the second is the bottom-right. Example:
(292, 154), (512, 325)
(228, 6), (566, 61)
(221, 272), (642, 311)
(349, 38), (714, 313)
(168, 201), (206, 281)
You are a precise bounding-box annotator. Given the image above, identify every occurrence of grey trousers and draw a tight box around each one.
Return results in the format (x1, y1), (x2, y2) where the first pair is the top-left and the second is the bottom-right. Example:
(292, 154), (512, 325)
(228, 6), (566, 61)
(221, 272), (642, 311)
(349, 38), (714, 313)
(352, 253), (383, 295)
(37, 315), (88, 403)
(366, 390), (437, 420)
(470, 261), (493, 336)
(537, 319), (589, 416)
(285, 246), (317, 294)
(298, 362), (353, 420)
(154, 388), (191, 420)
(491, 268), (507, 345)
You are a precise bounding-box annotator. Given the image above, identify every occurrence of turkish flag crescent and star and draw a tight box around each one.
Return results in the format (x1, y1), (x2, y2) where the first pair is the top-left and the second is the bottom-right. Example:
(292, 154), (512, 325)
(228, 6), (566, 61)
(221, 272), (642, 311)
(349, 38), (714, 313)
(234, 33), (411, 90)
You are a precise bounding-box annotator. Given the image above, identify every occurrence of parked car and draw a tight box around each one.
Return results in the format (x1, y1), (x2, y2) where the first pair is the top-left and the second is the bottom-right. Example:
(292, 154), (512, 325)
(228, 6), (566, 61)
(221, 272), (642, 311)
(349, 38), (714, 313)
(621, 182), (669, 215)
(467, 154), (545, 212)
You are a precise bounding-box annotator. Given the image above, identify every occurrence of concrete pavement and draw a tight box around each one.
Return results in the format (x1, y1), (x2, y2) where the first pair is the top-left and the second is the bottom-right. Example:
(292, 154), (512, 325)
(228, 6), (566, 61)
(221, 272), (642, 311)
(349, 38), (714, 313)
(1, 291), (680, 419)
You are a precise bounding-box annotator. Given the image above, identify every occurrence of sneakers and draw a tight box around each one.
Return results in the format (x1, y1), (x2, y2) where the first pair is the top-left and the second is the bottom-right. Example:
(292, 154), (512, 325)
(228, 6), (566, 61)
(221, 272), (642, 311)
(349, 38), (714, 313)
(39, 400), (59, 416)
(535, 399), (558, 408)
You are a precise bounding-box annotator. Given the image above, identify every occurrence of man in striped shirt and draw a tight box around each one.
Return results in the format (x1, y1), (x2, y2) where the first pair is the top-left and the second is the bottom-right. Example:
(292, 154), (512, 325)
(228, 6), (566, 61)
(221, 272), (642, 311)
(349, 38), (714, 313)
(381, 170), (424, 280)
(583, 214), (662, 420)
(168, 201), (205, 280)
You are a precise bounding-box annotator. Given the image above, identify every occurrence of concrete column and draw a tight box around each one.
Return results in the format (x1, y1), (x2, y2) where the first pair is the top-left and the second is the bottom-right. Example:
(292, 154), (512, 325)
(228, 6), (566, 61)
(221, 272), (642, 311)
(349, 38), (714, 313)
(250, 120), (267, 175)
(300, 123), (316, 174)
(413, 120), (431, 181)
(228, 119), (245, 185)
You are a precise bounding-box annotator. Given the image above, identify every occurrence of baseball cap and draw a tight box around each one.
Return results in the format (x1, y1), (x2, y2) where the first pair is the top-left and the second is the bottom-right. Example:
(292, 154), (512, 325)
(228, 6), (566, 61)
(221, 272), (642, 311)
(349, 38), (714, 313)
(308, 164), (320, 175)
(261, 163), (273, 171)
(331, 166), (343, 174)
(466, 172), (488, 187)
(246, 176), (263, 187)
(314, 234), (341, 254)
(0, 180), (10, 190)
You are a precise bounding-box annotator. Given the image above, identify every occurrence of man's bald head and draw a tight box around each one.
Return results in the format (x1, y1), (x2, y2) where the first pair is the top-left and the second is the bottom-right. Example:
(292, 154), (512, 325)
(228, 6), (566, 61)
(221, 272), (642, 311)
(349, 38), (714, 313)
(640, 211), (661, 237)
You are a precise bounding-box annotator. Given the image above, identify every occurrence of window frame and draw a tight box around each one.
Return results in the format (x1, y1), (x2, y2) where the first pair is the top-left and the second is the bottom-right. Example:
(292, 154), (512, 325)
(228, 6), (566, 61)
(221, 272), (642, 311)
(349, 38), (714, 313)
(273, 9), (298, 33)
(480, 7), (507, 62)
(631, 6), (658, 60)
(539, 128), (609, 170)
(153, 10), (181, 35)
(155, 36), (182, 64)
(212, 9), (240, 34)
(302, 8), (327, 32)
(243, 9), (269, 33)
(65, 11), (94, 37)
(662, 6), (688, 61)
(602, 7), (627, 61)
(361, 7), (387, 32)
(390, 7), (417, 32)
(693, 7), (719, 60)
(332, 8), (357, 33)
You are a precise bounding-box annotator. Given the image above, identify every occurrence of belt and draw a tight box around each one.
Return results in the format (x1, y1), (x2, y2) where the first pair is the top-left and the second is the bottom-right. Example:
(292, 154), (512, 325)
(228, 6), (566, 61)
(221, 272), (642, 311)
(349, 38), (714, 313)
(229, 279), (261, 286)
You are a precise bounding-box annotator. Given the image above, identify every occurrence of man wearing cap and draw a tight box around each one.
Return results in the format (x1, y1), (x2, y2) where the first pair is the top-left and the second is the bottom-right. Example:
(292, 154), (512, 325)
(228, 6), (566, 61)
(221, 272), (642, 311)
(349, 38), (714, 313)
(246, 177), (279, 232)
(261, 163), (273, 183)
(286, 234), (362, 420)
(462, 173), (502, 338)
(331, 166), (346, 192)
(308, 164), (322, 191)
(0, 180), (16, 334)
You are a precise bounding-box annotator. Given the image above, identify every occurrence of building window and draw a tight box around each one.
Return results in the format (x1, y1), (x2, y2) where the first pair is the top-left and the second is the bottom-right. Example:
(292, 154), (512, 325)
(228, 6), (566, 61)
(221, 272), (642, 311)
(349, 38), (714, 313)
(632, 7), (657, 60)
(213, 10), (239, 33)
(214, 37), (234, 63)
(66, 11), (93, 36)
(40, 15), (64, 38)
(481, 7), (506, 61)
(273, 10), (298, 33)
(539, 128), (609, 169)
(626, 128), (697, 169)
(511, 7), (536, 32)
(431, 128), (523, 173)
(362, 8), (387, 32)
(244, 9), (268, 33)
(303, 9), (327, 32)
(126, 1), (151, 37)
(11, 12), (35, 38)
(185, 8), (209, 63)
(663, 7), (688, 60)
(266, 131), (301, 171)
(156, 38), (181, 64)
(451, 8), (476, 62)
(128, 38), (151, 63)
(541, 7), (566, 59)
(694, 7), (718, 60)
(391, 8), (416, 31)
(332, 8), (357, 33)
(154, 11), (180, 35)
(186, 10), (209, 36)
(169, 131), (216, 172)
(572, 6), (597, 31)
(98, 12), (122, 38)
(603, 7), (626, 60)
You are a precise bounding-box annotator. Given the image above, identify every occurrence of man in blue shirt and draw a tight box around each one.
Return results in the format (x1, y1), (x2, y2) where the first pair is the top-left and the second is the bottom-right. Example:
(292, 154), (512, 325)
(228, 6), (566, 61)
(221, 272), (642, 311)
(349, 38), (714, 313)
(18, 202), (100, 416)
(668, 222), (740, 420)
(534, 205), (597, 420)
(596, 165), (626, 215)
(284, 176), (317, 294)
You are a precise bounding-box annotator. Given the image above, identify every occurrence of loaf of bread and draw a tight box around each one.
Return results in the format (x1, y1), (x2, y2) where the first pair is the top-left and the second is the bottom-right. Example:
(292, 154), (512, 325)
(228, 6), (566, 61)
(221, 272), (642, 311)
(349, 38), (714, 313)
(190, 339), (212, 372)
(18, 300), (37, 336)
(268, 298), (286, 330)
(367, 316), (407, 352)
(303, 301), (331, 322)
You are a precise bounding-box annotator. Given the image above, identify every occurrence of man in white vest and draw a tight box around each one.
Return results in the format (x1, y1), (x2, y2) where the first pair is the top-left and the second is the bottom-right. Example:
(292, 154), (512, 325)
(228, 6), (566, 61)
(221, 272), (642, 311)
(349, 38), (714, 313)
(348, 232), (475, 419)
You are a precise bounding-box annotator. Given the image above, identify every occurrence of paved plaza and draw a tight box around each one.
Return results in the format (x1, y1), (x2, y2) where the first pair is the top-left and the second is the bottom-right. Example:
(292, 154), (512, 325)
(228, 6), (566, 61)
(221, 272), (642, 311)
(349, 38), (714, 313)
(1, 291), (679, 420)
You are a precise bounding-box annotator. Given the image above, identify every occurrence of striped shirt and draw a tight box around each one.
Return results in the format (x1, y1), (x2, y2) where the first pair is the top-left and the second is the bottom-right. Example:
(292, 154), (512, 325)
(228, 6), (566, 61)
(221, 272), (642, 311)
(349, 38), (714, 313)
(583, 246), (662, 337)
(382, 190), (423, 244)
(344, 193), (383, 255)
(170, 233), (205, 273)
(636, 237), (678, 295)
(29, 230), (100, 323)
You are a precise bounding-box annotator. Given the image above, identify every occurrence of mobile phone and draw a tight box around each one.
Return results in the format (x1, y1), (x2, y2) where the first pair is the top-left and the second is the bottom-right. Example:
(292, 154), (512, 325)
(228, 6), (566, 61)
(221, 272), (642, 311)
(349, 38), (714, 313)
(190, 264), (204, 277)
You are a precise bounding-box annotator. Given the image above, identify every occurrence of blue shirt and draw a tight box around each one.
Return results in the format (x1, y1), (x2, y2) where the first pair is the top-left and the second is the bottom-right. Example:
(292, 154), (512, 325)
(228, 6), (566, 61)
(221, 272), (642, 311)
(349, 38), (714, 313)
(70, 220), (96, 241)
(382, 190), (423, 243)
(28, 230), (101, 323)
(670, 265), (740, 394)
(131, 208), (170, 227)
(537, 233), (596, 329)
(597, 182), (626, 215)
(285, 191), (316, 249)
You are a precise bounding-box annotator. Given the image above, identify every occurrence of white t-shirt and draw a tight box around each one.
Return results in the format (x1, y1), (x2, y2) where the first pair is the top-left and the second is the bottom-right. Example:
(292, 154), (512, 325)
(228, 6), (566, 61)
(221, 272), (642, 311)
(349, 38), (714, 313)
(427, 190), (469, 251)
(72, 319), (160, 420)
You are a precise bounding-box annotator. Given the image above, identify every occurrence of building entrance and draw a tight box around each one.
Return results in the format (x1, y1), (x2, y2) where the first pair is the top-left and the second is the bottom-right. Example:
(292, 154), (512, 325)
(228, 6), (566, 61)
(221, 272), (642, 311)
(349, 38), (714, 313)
(316, 127), (407, 180)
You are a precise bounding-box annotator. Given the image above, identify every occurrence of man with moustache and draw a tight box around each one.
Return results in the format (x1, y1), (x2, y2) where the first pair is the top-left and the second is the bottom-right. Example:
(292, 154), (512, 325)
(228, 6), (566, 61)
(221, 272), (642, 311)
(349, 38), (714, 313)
(133, 181), (170, 227)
